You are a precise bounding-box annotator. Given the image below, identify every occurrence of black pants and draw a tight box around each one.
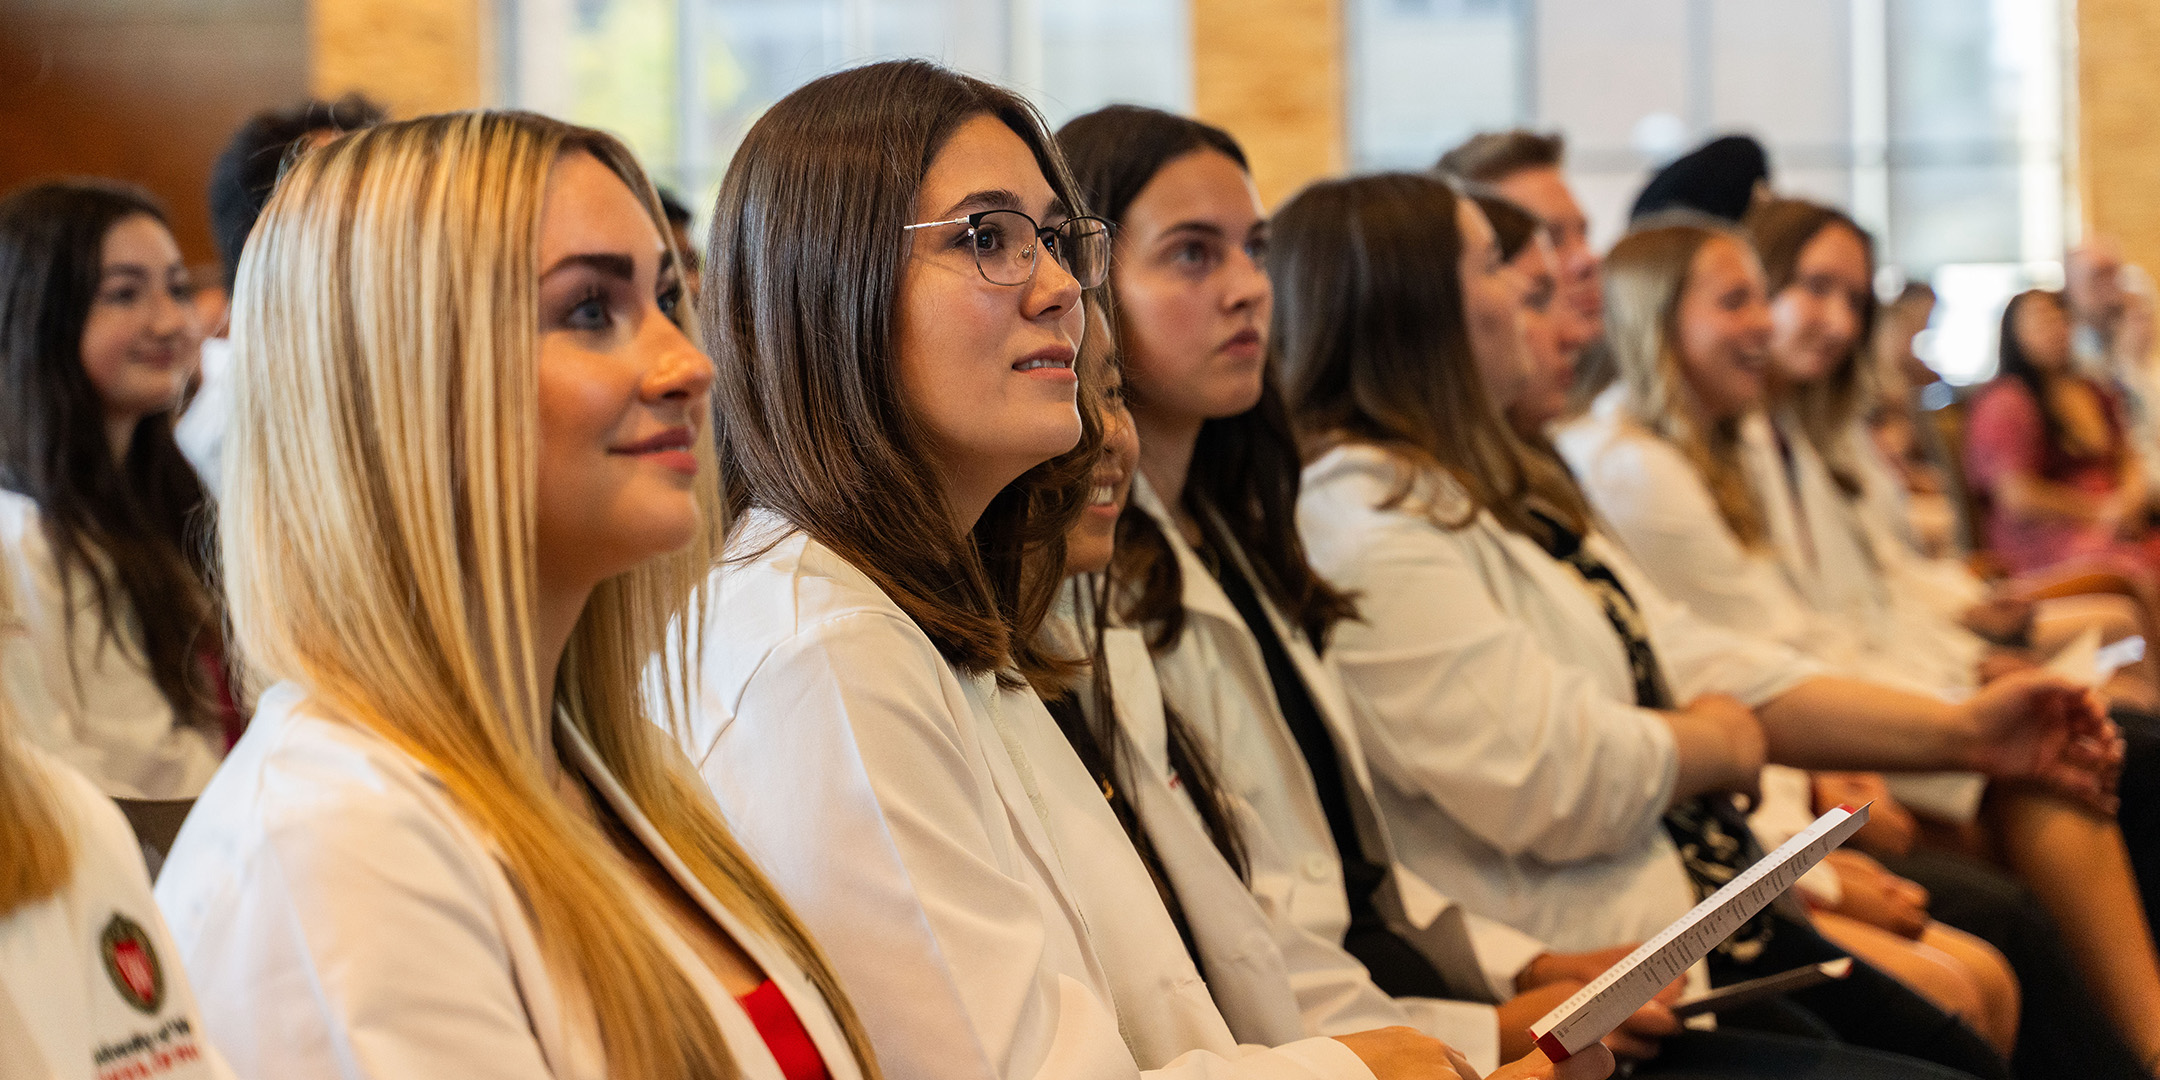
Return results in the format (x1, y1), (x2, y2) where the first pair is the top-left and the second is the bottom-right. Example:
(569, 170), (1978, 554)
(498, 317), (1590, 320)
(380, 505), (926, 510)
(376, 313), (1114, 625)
(2112, 705), (2160, 936)
(1356, 903), (2004, 1078)
(1878, 846), (2150, 1080)
(1709, 912), (2012, 1080)
(1636, 1028), (1983, 1080)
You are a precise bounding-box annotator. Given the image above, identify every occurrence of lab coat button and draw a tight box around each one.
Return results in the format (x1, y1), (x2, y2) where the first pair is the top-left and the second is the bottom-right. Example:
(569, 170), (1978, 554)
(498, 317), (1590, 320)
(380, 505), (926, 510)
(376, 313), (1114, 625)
(1301, 854), (1332, 881)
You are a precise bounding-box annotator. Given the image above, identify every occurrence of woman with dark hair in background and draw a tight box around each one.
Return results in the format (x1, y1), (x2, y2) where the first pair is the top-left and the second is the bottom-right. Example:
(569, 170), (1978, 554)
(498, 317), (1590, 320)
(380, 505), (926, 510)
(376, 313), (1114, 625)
(1036, 317), (1577, 1079)
(1741, 195), (2160, 1080)
(682, 62), (1516, 1080)
(1967, 289), (2160, 587)
(1562, 219), (2160, 1072)
(0, 180), (230, 799)
(1284, 171), (2118, 1078)
(1058, 104), (1670, 1069)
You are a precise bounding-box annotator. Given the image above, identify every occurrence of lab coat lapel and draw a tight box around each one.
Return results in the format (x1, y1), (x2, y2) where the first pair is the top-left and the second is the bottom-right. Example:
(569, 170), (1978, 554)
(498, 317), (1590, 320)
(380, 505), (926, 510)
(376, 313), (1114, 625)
(1095, 625), (1313, 1046)
(1132, 476), (1492, 999)
(954, 673), (1119, 1008)
(1740, 411), (1825, 608)
(557, 719), (865, 1080)
(1482, 511), (1645, 704)
(1129, 477), (1334, 845)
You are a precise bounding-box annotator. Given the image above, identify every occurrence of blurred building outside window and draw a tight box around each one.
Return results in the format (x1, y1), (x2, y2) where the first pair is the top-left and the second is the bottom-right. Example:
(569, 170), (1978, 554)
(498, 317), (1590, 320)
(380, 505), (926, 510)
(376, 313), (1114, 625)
(506, 0), (2071, 387)
(501, 0), (1190, 245)
(1349, 0), (2071, 385)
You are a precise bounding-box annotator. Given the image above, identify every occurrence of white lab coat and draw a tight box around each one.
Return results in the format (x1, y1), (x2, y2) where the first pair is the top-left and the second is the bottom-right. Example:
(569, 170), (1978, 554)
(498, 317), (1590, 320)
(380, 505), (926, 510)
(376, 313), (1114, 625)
(681, 512), (1373, 1080)
(1847, 425), (1989, 608)
(1747, 411), (1980, 696)
(174, 337), (232, 501)
(1126, 480), (1544, 1003)
(154, 682), (861, 1080)
(0, 491), (220, 799)
(1553, 391), (1865, 673)
(0, 747), (233, 1080)
(1044, 602), (1502, 1073)
(1557, 396), (1987, 822)
(1295, 443), (1819, 953)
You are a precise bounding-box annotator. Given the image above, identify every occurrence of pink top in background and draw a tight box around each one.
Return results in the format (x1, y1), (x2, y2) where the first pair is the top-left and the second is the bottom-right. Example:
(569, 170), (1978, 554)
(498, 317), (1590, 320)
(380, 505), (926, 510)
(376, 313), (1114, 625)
(1964, 376), (2158, 575)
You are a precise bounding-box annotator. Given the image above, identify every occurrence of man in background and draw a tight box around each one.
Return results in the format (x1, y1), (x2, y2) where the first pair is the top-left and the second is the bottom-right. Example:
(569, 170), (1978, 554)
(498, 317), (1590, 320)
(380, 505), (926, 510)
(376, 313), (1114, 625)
(179, 94), (385, 496)
(1437, 131), (1607, 410)
(656, 186), (703, 301)
(2066, 237), (2160, 490)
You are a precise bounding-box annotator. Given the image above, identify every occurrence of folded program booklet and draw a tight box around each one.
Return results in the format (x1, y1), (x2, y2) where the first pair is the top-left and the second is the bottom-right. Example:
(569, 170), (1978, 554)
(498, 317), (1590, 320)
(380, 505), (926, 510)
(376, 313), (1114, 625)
(1530, 802), (1872, 1062)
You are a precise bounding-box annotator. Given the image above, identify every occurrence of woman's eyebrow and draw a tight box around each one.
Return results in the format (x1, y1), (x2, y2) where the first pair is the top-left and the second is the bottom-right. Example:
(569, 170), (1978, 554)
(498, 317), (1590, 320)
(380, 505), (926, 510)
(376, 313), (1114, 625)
(540, 252), (637, 282)
(936, 188), (1025, 220)
(1159, 221), (1227, 242)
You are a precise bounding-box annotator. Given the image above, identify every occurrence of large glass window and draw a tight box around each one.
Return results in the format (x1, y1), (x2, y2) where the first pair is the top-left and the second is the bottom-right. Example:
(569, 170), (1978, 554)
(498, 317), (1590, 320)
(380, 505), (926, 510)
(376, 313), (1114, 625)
(1348, 0), (1528, 172)
(502, 0), (1190, 219)
(1348, 0), (2070, 382)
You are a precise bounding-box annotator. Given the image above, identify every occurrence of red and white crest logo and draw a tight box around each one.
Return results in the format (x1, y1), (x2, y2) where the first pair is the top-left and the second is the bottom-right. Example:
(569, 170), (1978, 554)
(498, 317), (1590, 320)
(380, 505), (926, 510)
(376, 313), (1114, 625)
(99, 913), (165, 1015)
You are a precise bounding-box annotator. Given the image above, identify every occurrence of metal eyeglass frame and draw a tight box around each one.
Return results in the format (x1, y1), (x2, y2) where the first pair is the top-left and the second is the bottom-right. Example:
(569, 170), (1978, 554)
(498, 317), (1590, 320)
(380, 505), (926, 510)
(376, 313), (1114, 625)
(901, 209), (1113, 289)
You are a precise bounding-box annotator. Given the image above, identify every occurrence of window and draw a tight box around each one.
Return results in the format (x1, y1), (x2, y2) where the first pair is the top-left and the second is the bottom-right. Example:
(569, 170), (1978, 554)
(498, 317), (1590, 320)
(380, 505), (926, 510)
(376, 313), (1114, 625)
(502, 0), (1190, 220)
(1348, 0), (1528, 173)
(1349, 0), (2071, 382)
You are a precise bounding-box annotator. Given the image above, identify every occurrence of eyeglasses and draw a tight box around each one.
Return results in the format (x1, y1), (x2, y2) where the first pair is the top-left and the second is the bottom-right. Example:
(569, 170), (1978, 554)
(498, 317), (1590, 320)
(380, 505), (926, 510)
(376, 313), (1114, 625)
(903, 209), (1113, 289)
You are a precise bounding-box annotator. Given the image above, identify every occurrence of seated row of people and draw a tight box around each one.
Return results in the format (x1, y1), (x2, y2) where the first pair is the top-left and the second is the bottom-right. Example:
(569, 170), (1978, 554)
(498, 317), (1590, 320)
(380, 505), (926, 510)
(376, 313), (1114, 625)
(0, 60), (2147, 1080)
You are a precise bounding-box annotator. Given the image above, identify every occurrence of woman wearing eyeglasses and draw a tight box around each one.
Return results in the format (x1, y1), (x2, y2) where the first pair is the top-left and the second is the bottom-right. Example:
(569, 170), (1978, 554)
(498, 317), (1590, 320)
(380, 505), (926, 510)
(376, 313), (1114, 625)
(680, 61), (1559, 1080)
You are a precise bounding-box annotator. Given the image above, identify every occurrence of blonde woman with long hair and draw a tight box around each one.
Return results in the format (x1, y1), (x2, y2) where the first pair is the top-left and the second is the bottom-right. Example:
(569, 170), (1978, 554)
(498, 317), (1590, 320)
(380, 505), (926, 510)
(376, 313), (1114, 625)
(0, 553), (233, 1078)
(1560, 218), (2160, 1075)
(151, 112), (878, 1080)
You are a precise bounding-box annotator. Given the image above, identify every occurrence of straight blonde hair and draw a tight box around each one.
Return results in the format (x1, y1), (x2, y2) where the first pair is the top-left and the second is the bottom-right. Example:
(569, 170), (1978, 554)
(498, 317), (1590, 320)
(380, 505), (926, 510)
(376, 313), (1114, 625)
(224, 111), (878, 1080)
(0, 569), (71, 916)
(1604, 220), (1770, 547)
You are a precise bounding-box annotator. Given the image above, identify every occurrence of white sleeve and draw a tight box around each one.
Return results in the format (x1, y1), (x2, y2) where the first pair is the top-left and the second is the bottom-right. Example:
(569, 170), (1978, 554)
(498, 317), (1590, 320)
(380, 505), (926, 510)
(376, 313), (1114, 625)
(1318, 507), (1678, 863)
(45, 756), (239, 1080)
(161, 765), (556, 1079)
(697, 612), (1370, 1080)
(1573, 437), (1860, 665)
(1597, 539), (1824, 708)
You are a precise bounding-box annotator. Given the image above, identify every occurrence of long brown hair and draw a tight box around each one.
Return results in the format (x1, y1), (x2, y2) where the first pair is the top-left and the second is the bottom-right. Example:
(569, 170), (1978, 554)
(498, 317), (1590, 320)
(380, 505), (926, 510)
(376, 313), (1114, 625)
(1057, 104), (1355, 650)
(1034, 314), (1247, 896)
(1604, 220), (1770, 547)
(1273, 172), (1593, 542)
(227, 111), (879, 1080)
(1746, 197), (1879, 496)
(704, 60), (1099, 684)
(0, 181), (223, 735)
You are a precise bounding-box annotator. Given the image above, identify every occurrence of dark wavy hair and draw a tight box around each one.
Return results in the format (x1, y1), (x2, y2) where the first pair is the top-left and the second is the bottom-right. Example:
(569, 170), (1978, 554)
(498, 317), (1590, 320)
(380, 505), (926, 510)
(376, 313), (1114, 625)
(0, 180), (223, 732)
(1057, 104), (1356, 651)
(1035, 326), (1247, 924)
(703, 60), (1100, 683)
(208, 94), (386, 294)
(1997, 289), (2099, 471)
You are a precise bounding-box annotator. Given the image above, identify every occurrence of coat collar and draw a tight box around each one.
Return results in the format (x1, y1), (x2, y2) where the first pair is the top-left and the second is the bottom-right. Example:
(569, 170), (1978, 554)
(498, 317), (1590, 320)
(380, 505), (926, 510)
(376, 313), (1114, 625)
(555, 718), (863, 1080)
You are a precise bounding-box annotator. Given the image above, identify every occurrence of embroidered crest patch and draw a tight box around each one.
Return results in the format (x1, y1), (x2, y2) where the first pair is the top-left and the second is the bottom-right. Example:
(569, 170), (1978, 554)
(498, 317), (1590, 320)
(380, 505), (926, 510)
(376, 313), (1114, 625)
(100, 913), (165, 1015)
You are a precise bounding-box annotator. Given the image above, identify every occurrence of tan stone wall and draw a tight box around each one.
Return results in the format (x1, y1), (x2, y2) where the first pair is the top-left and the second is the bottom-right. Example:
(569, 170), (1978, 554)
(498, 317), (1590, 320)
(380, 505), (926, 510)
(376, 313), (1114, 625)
(1191, 0), (1345, 210)
(2078, 0), (2160, 278)
(310, 0), (489, 117)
